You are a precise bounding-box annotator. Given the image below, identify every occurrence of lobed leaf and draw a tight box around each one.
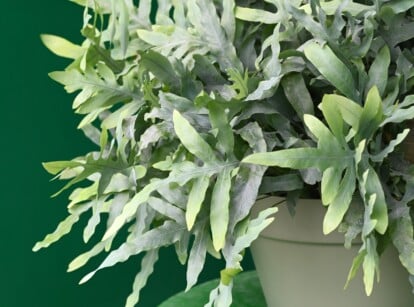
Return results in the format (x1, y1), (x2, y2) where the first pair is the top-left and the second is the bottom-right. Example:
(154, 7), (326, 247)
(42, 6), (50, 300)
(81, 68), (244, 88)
(125, 249), (159, 307)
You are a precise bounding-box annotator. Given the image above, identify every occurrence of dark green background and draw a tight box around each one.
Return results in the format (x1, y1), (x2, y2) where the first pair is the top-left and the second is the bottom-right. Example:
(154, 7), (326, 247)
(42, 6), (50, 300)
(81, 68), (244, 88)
(2, 1), (254, 306)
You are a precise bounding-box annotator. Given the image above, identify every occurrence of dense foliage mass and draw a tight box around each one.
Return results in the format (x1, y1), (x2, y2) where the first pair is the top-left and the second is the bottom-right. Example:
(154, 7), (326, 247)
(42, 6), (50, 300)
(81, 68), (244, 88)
(35, 1), (414, 306)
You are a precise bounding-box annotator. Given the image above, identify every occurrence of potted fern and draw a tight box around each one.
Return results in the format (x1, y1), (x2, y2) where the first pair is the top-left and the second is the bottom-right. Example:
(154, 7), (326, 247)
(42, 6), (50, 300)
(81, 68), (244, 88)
(34, 0), (414, 306)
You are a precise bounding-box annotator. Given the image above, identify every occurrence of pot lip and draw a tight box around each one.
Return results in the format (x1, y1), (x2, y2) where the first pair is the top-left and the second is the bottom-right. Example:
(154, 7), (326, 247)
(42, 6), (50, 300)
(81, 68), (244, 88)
(253, 196), (363, 245)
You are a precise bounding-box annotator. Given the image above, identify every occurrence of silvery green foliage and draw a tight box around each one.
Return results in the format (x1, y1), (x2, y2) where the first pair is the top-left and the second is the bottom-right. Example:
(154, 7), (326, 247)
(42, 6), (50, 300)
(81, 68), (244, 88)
(35, 0), (414, 306)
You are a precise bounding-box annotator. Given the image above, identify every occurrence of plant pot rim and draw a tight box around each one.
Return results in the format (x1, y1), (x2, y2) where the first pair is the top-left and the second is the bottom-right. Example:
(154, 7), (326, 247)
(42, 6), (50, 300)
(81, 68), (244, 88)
(253, 196), (362, 245)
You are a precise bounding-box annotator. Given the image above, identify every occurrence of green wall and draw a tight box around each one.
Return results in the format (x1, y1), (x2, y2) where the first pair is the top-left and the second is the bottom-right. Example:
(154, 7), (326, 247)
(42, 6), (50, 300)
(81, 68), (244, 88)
(2, 1), (254, 306)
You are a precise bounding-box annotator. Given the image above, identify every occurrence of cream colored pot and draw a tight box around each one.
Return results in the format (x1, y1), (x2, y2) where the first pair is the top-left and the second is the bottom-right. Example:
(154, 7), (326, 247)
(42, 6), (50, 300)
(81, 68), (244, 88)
(250, 197), (414, 307)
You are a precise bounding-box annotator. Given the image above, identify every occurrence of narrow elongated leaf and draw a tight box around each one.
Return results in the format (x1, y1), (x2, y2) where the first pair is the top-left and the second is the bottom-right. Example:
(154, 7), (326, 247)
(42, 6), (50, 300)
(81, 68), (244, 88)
(366, 46), (390, 96)
(221, 0), (236, 42)
(304, 41), (357, 101)
(245, 77), (281, 101)
(33, 202), (93, 251)
(300, 0), (373, 16)
(68, 241), (107, 272)
(83, 199), (105, 243)
(228, 207), (277, 267)
(243, 148), (352, 171)
(118, 0), (129, 58)
(186, 224), (208, 291)
(42, 161), (83, 175)
(147, 197), (185, 225)
(125, 249), (159, 307)
(371, 129), (410, 162)
(321, 167), (341, 206)
(323, 167), (356, 234)
(365, 167), (388, 234)
(173, 110), (216, 163)
(346, 249), (366, 288)
(104, 161), (232, 240)
(363, 236), (379, 296)
(381, 106), (414, 126)
(319, 95), (346, 143)
(235, 7), (281, 24)
(229, 122), (267, 231)
(33, 214), (80, 252)
(282, 73), (314, 119)
(103, 180), (162, 240)
(82, 221), (186, 284)
(211, 168), (233, 251)
(356, 87), (383, 144)
(41, 34), (84, 59)
(208, 102), (234, 157)
(186, 176), (210, 230)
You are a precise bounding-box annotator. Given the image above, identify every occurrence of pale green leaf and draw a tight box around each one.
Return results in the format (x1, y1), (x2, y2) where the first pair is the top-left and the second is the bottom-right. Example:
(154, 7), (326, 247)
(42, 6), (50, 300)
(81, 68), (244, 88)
(41, 34), (84, 59)
(244, 147), (352, 171)
(365, 167), (388, 234)
(33, 202), (93, 251)
(81, 221), (186, 284)
(234, 7), (281, 24)
(42, 161), (83, 175)
(323, 167), (356, 234)
(282, 73), (314, 120)
(356, 86), (383, 143)
(383, 0), (414, 13)
(245, 76), (281, 101)
(366, 46), (390, 96)
(83, 199), (105, 243)
(173, 110), (217, 163)
(371, 129), (410, 162)
(346, 249), (366, 288)
(381, 106), (414, 126)
(229, 123), (267, 231)
(304, 41), (357, 101)
(300, 0), (373, 16)
(147, 197), (185, 225)
(186, 176), (210, 230)
(321, 167), (341, 206)
(33, 215), (80, 252)
(208, 102), (234, 157)
(227, 206), (277, 269)
(125, 249), (159, 307)
(186, 223), (209, 291)
(139, 50), (181, 90)
(362, 236), (379, 296)
(187, 0), (242, 71)
(221, 0), (236, 42)
(118, 0), (130, 58)
(205, 283), (233, 307)
(322, 94), (362, 130)
(211, 167), (233, 251)
(68, 241), (107, 272)
(102, 180), (162, 240)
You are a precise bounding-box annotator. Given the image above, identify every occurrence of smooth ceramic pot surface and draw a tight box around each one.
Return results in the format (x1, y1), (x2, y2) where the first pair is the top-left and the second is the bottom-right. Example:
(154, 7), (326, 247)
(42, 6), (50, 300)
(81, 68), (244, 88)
(250, 197), (414, 307)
